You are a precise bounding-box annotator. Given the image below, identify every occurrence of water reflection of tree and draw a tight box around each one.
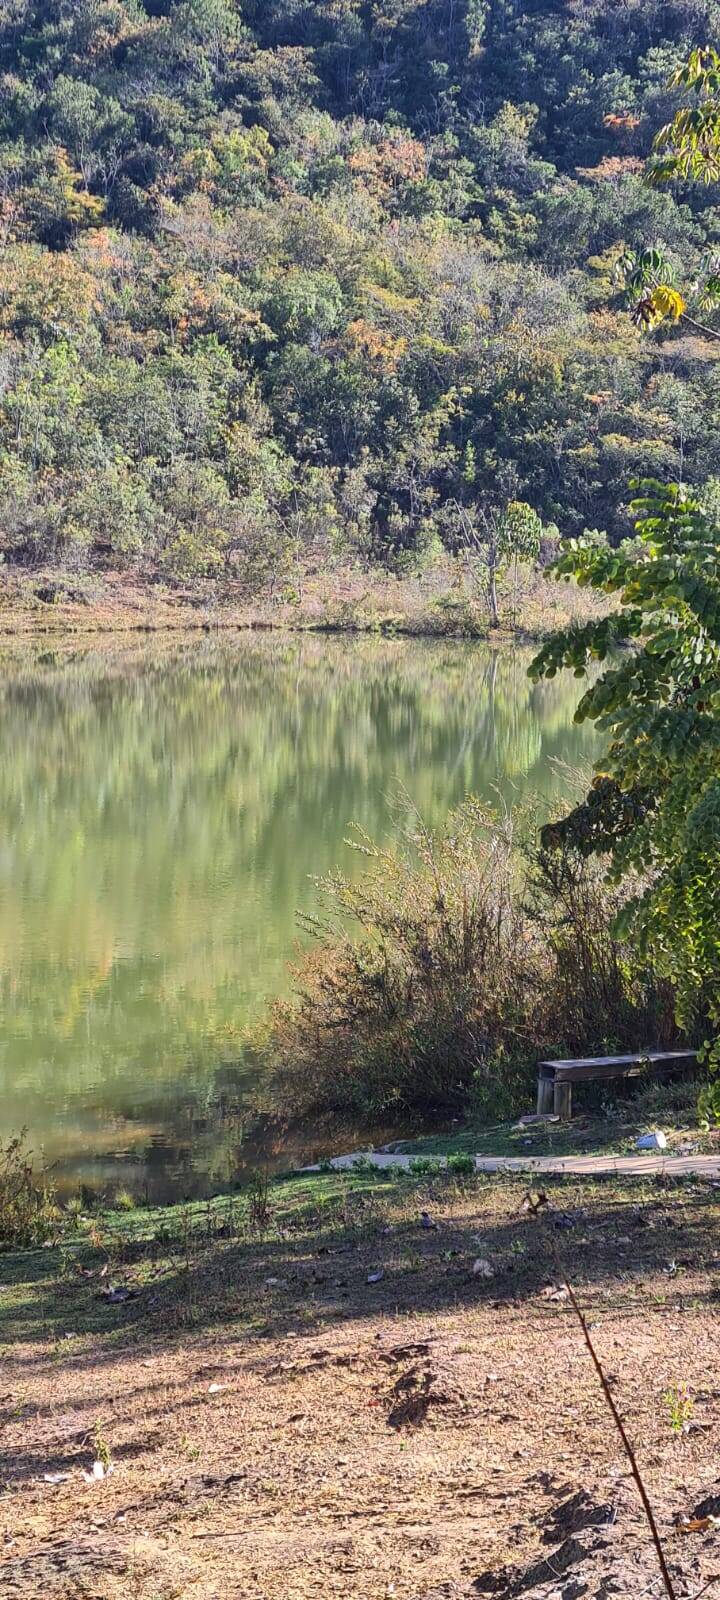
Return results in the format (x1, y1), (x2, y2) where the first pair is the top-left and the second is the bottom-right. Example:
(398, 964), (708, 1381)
(0, 636), (593, 1190)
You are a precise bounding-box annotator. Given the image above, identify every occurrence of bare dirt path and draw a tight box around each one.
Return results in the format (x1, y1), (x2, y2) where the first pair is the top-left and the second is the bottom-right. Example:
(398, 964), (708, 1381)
(317, 1149), (720, 1178)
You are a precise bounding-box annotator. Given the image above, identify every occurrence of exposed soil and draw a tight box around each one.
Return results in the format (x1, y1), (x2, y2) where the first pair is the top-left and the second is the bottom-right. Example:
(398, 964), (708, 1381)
(2, 1171), (720, 1599)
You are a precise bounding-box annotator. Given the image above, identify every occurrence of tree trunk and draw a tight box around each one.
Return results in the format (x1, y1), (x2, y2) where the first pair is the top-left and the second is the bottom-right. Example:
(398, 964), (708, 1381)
(488, 562), (500, 628)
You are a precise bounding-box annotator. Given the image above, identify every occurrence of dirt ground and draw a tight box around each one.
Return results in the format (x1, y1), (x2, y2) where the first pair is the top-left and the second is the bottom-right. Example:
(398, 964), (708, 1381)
(2, 1170), (720, 1599)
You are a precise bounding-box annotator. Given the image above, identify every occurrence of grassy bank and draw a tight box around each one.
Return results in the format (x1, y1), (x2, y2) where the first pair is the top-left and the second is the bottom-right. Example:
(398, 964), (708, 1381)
(3, 1155), (720, 1600)
(0, 562), (608, 641)
(0, 1148), (713, 1349)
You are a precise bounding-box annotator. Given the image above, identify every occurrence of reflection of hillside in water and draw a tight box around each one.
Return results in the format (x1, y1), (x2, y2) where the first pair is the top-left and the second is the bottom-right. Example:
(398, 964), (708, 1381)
(0, 635), (596, 1196)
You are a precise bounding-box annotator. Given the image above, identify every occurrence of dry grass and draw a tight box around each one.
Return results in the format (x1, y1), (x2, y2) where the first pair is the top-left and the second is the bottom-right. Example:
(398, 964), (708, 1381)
(0, 1130), (60, 1251)
(0, 561), (609, 641)
(2, 1169), (720, 1598)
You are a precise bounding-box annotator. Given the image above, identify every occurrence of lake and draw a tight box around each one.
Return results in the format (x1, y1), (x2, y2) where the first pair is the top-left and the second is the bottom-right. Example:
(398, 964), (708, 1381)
(0, 633), (596, 1198)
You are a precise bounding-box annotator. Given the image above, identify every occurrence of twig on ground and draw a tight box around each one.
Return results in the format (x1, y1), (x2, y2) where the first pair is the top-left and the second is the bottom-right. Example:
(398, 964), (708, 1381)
(560, 1273), (677, 1600)
(692, 1576), (720, 1600)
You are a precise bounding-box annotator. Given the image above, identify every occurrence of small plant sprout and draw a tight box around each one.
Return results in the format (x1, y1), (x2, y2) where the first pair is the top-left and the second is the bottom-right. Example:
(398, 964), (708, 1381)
(94, 1421), (112, 1472)
(247, 1167), (272, 1233)
(408, 1156), (443, 1176)
(447, 1151), (475, 1177)
(83, 1422), (114, 1482)
(664, 1384), (694, 1436)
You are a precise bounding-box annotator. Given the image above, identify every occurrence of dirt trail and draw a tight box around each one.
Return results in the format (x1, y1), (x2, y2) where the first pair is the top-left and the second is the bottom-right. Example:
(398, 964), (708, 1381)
(315, 1149), (720, 1178)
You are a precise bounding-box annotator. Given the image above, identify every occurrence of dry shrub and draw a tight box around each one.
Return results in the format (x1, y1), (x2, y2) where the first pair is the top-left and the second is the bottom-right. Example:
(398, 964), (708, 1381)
(262, 800), (678, 1124)
(527, 843), (677, 1059)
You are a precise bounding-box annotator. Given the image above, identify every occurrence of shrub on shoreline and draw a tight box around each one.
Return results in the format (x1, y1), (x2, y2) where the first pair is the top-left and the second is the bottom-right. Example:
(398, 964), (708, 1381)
(261, 800), (680, 1125)
(0, 1130), (61, 1251)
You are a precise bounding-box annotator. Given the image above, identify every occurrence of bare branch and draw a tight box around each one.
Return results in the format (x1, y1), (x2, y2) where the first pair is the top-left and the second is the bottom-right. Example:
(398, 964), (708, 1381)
(561, 1275), (677, 1600)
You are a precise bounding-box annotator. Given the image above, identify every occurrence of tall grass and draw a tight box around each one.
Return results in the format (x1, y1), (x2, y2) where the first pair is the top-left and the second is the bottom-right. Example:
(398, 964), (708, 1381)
(0, 1130), (60, 1251)
(261, 799), (679, 1124)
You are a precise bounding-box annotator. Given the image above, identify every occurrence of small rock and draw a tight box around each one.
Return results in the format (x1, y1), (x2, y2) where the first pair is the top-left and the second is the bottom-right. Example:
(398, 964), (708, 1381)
(207, 1383), (224, 1394)
(473, 1258), (494, 1279)
(420, 1212), (438, 1230)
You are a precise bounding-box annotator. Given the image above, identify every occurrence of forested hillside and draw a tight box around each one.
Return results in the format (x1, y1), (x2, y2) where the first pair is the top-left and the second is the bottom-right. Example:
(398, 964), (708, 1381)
(0, 1), (719, 590)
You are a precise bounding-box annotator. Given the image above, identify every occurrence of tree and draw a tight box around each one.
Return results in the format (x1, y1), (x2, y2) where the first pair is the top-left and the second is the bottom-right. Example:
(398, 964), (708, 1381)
(456, 499), (543, 628)
(530, 44), (720, 1115)
(45, 76), (132, 197)
(502, 500), (545, 624)
(648, 46), (720, 185)
(168, 0), (244, 74)
(530, 480), (720, 1115)
(619, 48), (720, 341)
(0, 0), (719, 586)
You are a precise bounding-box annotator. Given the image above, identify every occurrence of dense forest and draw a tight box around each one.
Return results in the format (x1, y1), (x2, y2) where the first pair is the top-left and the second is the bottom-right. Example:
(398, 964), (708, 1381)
(0, 1), (719, 589)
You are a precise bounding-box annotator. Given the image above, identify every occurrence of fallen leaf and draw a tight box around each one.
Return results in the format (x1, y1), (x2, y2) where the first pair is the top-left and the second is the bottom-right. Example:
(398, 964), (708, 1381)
(367, 1270), (384, 1284)
(473, 1258), (494, 1279)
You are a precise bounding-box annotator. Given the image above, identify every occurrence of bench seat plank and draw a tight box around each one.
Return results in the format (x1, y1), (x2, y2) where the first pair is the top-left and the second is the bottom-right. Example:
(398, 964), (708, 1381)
(538, 1050), (696, 1084)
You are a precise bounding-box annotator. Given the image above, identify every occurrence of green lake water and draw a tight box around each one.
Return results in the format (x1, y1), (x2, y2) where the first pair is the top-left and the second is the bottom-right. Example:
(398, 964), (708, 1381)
(0, 633), (596, 1198)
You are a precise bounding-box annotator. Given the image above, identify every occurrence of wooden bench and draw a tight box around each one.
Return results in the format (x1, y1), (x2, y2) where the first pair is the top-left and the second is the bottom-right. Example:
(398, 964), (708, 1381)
(536, 1050), (698, 1120)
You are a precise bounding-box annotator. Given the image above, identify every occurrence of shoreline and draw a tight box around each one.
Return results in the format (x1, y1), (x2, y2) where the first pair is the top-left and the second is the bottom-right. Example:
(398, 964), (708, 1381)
(0, 564), (608, 646)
